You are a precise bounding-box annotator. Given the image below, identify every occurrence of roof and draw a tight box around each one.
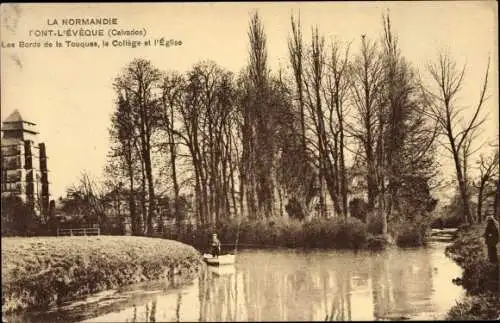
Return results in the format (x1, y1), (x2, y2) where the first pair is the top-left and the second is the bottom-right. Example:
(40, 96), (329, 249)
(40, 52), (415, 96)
(3, 109), (36, 125)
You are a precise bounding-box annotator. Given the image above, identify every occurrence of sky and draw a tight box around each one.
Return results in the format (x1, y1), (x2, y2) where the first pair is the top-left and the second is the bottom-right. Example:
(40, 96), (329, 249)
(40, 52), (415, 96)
(1, 2), (498, 200)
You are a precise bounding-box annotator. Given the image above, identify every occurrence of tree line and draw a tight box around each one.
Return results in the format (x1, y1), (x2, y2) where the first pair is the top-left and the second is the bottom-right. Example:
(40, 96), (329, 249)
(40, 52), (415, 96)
(98, 11), (496, 237)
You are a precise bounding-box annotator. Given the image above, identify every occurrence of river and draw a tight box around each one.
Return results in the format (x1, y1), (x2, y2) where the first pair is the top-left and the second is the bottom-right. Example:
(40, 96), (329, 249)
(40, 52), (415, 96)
(6, 230), (464, 322)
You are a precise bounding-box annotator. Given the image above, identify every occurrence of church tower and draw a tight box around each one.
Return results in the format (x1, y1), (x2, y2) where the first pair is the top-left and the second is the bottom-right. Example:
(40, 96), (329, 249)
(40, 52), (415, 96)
(1, 110), (50, 215)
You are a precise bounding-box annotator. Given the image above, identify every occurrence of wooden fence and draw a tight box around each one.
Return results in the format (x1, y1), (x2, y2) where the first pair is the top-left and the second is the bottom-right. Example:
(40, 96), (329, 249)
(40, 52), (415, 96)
(57, 227), (100, 236)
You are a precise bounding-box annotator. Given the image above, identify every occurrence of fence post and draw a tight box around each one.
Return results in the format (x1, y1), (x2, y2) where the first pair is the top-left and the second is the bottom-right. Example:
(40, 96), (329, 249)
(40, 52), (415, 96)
(83, 228), (86, 236)
(70, 229), (73, 236)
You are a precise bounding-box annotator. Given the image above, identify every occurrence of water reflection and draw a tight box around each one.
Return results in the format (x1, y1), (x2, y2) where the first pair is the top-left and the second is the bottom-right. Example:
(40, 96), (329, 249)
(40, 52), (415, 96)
(6, 240), (464, 322)
(195, 244), (462, 321)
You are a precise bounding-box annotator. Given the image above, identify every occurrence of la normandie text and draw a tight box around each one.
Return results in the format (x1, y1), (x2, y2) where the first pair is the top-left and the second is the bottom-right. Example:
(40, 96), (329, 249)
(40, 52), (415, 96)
(47, 18), (118, 26)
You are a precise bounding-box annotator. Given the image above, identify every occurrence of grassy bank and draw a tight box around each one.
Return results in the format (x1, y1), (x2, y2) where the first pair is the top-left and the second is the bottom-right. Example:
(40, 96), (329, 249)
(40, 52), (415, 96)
(1, 236), (203, 314)
(163, 217), (416, 252)
(444, 225), (500, 320)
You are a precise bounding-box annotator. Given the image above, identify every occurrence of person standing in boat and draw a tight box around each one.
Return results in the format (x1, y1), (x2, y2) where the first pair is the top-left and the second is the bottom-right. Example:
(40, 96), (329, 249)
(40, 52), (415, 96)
(484, 216), (499, 263)
(211, 233), (221, 258)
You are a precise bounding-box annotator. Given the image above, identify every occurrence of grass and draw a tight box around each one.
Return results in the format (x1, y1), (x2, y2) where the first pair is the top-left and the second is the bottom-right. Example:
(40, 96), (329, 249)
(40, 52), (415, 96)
(445, 225), (500, 320)
(1, 236), (203, 314)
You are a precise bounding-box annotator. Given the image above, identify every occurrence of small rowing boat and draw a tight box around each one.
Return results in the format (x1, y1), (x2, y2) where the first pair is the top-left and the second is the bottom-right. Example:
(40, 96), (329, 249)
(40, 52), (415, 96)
(202, 253), (236, 266)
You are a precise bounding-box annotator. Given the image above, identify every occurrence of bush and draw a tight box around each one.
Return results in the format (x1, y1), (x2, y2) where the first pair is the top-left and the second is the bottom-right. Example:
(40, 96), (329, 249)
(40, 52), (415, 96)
(388, 216), (429, 248)
(169, 216), (375, 251)
(445, 226), (499, 295)
(285, 197), (306, 220)
(445, 225), (500, 320)
(364, 234), (390, 251)
(348, 198), (369, 223)
(446, 293), (500, 320)
(1, 196), (46, 236)
(1, 236), (203, 314)
(302, 217), (367, 249)
(366, 213), (383, 234)
(430, 212), (463, 229)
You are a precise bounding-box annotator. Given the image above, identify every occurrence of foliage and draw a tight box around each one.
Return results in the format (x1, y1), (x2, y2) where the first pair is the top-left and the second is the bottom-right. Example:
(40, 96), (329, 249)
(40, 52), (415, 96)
(1, 196), (45, 236)
(446, 293), (500, 321)
(285, 197), (307, 220)
(97, 12), (442, 237)
(366, 212), (384, 234)
(430, 212), (463, 229)
(58, 172), (105, 227)
(391, 219), (428, 248)
(445, 225), (500, 320)
(164, 216), (386, 251)
(432, 190), (476, 229)
(364, 234), (391, 251)
(348, 198), (369, 223)
(1, 236), (202, 314)
(445, 225), (499, 294)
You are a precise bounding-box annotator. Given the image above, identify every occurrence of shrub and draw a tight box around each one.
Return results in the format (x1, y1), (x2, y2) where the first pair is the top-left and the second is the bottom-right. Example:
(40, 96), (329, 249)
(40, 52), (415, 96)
(364, 234), (390, 251)
(1, 196), (46, 236)
(393, 223), (425, 247)
(446, 293), (500, 320)
(169, 216), (373, 251)
(430, 212), (463, 229)
(366, 213), (383, 234)
(285, 197), (306, 220)
(445, 226), (499, 295)
(390, 217), (429, 248)
(348, 198), (369, 223)
(445, 225), (500, 320)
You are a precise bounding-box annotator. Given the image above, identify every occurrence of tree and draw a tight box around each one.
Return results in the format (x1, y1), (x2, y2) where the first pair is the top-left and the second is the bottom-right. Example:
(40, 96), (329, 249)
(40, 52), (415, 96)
(473, 150), (499, 222)
(174, 61), (239, 227)
(286, 13), (318, 219)
(240, 12), (278, 219)
(1, 195), (42, 236)
(113, 58), (162, 235)
(348, 34), (384, 218)
(60, 171), (106, 227)
(423, 52), (490, 224)
(323, 39), (351, 217)
(159, 71), (185, 234)
(108, 92), (142, 234)
(288, 13), (307, 154)
(379, 13), (439, 224)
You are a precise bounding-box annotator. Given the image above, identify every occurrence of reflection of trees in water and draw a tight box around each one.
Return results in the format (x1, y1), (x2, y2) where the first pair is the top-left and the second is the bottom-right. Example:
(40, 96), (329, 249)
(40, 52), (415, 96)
(175, 293), (181, 322)
(142, 300), (157, 322)
(195, 250), (437, 321)
(150, 300), (157, 322)
(198, 267), (245, 321)
(324, 268), (352, 321)
(371, 249), (435, 319)
(372, 252), (392, 319)
(198, 258), (365, 321)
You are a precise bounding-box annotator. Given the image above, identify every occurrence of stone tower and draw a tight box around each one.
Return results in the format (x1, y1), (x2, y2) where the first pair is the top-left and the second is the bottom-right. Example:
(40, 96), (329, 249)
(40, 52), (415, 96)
(1, 109), (50, 215)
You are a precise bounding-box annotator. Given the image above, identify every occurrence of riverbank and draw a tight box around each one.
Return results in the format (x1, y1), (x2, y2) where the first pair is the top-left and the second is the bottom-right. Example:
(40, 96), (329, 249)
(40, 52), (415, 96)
(1, 236), (203, 315)
(164, 217), (426, 252)
(444, 225), (500, 320)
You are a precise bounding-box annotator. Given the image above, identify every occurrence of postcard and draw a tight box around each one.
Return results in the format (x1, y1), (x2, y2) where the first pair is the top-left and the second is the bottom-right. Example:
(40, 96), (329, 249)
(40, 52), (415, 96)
(1, 2), (498, 322)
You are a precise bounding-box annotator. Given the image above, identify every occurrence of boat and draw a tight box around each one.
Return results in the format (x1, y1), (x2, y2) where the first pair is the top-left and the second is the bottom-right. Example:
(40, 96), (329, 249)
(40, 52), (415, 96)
(202, 253), (236, 266)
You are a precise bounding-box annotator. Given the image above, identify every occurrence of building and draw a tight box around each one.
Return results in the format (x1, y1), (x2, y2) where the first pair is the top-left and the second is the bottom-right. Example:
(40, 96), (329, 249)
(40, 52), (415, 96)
(1, 109), (50, 215)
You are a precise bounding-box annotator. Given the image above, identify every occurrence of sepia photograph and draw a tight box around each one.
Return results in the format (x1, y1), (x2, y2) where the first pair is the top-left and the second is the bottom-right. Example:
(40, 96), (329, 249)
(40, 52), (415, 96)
(1, 2), (499, 322)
